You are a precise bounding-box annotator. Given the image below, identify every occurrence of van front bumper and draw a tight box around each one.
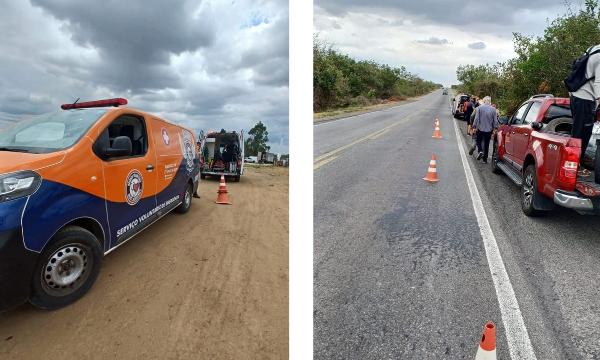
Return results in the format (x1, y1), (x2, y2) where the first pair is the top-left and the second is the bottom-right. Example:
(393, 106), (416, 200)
(554, 190), (595, 212)
(0, 229), (38, 312)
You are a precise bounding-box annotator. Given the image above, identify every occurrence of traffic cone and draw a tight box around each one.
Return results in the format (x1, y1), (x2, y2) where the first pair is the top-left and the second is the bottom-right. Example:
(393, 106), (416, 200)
(215, 175), (232, 205)
(432, 124), (442, 139)
(475, 321), (496, 360)
(423, 154), (439, 183)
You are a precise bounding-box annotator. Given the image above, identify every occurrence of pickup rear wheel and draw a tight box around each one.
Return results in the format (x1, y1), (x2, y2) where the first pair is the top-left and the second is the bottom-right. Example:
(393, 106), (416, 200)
(29, 226), (102, 310)
(491, 140), (502, 174)
(521, 165), (545, 217)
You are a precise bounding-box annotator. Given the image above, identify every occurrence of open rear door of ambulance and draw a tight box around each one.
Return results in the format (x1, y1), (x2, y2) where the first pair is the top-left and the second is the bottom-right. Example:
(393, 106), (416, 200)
(239, 129), (244, 175)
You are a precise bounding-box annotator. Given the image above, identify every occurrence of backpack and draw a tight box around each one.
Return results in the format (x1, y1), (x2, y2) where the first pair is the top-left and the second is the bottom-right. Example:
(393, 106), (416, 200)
(564, 46), (600, 92)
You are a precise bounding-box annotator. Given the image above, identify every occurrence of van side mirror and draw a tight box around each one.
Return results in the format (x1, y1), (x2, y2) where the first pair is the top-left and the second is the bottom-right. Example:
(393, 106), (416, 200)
(531, 122), (543, 131)
(499, 116), (509, 125)
(103, 136), (132, 157)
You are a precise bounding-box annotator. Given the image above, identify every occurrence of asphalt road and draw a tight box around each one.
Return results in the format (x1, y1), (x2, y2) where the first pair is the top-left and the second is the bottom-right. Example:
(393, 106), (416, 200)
(314, 89), (600, 359)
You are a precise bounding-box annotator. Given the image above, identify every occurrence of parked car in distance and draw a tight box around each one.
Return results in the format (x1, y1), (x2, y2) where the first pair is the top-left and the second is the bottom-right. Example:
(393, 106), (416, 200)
(0, 98), (200, 311)
(244, 156), (257, 163)
(452, 94), (471, 119)
(491, 93), (600, 216)
(442, 88), (448, 95)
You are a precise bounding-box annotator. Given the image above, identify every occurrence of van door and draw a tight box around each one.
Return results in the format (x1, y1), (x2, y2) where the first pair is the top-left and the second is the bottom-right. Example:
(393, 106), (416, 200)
(239, 130), (244, 174)
(94, 114), (158, 248)
(154, 125), (195, 210)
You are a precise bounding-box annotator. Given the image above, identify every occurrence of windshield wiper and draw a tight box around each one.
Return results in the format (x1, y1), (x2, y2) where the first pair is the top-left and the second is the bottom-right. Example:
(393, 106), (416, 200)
(0, 147), (32, 153)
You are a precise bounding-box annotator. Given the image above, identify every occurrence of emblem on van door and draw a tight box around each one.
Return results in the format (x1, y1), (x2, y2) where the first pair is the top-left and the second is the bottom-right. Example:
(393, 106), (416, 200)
(125, 169), (143, 205)
(181, 131), (195, 174)
(161, 128), (170, 145)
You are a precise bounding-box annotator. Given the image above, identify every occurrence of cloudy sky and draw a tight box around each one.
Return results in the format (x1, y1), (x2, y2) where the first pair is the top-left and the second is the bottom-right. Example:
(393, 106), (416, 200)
(0, 0), (288, 153)
(314, 0), (584, 87)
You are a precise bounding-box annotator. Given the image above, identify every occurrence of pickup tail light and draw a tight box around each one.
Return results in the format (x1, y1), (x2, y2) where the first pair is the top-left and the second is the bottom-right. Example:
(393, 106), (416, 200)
(557, 145), (580, 190)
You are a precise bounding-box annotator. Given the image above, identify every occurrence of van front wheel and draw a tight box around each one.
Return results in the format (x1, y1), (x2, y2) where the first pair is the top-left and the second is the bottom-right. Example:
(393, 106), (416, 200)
(175, 183), (193, 214)
(29, 226), (102, 310)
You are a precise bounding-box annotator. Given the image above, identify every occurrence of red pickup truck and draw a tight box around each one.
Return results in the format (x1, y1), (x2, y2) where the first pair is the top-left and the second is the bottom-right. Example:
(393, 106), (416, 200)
(491, 94), (600, 216)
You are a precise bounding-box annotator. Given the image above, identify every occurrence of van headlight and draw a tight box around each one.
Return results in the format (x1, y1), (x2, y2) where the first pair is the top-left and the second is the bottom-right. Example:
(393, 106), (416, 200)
(0, 171), (41, 202)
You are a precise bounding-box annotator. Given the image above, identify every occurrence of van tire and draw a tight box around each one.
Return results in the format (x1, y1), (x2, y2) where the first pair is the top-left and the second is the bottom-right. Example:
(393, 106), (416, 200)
(234, 175), (240, 182)
(29, 226), (102, 310)
(543, 117), (573, 134)
(521, 165), (545, 217)
(174, 183), (193, 214)
(200, 173), (206, 180)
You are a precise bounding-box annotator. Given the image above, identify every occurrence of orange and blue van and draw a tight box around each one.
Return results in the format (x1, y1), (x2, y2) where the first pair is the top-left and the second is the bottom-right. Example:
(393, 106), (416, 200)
(0, 98), (200, 311)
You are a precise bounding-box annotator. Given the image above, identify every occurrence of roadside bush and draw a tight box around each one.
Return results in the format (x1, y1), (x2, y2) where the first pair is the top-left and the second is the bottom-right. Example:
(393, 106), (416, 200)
(314, 35), (439, 112)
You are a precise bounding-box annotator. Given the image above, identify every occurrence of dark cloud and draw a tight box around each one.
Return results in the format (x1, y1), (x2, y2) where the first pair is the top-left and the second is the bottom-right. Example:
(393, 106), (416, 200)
(468, 41), (486, 50)
(416, 37), (450, 45)
(31, 0), (215, 92)
(0, 0), (289, 153)
(316, 0), (565, 35)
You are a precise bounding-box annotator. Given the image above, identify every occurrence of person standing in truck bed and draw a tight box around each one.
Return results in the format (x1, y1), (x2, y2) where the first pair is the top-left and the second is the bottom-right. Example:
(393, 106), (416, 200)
(568, 44), (600, 176)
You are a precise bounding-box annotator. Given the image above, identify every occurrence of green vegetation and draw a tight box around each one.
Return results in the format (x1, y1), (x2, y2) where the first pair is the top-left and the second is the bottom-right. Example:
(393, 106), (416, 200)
(244, 121), (269, 156)
(456, 0), (600, 114)
(314, 36), (440, 112)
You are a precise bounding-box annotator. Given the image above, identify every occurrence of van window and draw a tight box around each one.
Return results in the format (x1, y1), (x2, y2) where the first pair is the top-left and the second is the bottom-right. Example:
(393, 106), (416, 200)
(0, 109), (107, 153)
(95, 115), (148, 159)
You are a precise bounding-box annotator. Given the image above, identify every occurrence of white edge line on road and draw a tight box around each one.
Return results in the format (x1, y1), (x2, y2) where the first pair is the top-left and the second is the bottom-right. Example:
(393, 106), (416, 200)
(451, 118), (537, 360)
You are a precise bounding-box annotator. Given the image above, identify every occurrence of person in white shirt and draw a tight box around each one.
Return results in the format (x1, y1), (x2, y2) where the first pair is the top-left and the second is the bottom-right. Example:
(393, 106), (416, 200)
(570, 44), (600, 176)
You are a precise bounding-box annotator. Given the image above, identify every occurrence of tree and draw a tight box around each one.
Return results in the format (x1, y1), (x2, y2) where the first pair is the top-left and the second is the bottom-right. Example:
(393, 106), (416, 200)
(244, 121), (270, 156)
(456, 1), (600, 114)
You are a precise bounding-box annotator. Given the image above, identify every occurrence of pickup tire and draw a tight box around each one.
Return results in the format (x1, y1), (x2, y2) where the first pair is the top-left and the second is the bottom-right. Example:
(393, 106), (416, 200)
(521, 164), (545, 217)
(543, 117), (573, 134)
(29, 226), (102, 310)
(491, 140), (502, 174)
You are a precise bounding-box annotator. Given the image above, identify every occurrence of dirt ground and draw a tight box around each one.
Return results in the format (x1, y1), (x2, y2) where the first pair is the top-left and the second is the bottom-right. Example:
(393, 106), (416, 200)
(0, 166), (288, 360)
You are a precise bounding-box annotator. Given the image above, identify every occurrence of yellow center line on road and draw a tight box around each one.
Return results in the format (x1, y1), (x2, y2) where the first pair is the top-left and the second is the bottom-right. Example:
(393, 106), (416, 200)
(313, 120), (404, 170)
(313, 155), (339, 170)
(368, 128), (391, 140)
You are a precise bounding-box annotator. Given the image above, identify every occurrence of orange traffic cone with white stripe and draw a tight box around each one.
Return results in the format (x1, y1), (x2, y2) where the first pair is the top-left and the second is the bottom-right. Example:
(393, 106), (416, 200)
(215, 175), (232, 205)
(423, 154), (439, 183)
(475, 321), (496, 360)
(432, 123), (442, 139)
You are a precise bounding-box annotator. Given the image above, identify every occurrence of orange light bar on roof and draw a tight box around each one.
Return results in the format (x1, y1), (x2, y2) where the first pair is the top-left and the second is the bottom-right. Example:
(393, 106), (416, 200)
(61, 98), (128, 110)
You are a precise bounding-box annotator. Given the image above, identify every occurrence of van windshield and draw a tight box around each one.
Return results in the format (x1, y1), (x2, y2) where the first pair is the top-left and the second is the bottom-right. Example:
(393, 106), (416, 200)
(0, 109), (107, 153)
